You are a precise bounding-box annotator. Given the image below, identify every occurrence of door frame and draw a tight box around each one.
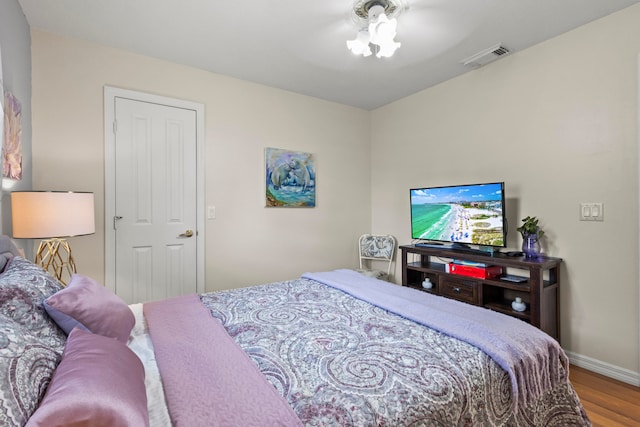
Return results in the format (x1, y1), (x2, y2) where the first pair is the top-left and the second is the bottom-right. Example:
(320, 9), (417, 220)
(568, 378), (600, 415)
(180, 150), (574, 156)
(103, 86), (205, 295)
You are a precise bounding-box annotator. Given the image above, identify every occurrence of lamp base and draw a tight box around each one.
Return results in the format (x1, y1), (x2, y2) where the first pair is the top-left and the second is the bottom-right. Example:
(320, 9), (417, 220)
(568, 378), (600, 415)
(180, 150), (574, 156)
(34, 238), (77, 285)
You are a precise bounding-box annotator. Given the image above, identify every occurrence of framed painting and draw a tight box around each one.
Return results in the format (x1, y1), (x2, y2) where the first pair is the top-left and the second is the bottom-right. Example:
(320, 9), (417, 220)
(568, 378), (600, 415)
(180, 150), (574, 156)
(265, 147), (315, 207)
(0, 46), (4, 200)
(3, 91), (22, 181)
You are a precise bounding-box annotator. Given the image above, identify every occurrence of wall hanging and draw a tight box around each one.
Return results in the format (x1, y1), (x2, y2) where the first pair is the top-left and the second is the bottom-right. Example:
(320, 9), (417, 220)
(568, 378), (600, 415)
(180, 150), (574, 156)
(265, 147), (315, 207)
(3, 91), (22, 181)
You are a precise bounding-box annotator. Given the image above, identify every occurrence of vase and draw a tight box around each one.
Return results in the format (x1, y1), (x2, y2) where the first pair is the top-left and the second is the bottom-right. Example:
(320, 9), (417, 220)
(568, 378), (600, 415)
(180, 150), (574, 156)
(521, 233), (541, 259)
(511, 297), (526, 312)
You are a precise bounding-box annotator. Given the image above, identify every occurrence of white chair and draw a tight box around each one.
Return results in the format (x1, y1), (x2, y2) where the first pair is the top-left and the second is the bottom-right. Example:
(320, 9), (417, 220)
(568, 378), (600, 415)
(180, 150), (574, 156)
(357, 234), (397, 281)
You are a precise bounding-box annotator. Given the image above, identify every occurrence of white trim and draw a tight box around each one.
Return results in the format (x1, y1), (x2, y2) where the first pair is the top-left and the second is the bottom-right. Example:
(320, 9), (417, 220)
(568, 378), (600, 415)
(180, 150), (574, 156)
(567, 350), (640, 386)
(103, 86), (205, 295)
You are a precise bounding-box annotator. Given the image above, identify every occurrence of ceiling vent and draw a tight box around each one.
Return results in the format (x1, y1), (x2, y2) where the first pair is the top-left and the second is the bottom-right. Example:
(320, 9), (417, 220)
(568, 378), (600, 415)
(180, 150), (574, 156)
(461, 44), (510, 69)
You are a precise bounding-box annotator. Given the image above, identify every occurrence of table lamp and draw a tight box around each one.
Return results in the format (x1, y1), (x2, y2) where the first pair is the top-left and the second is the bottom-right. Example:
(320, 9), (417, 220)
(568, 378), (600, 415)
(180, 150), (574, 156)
(11, 191), (95, 284)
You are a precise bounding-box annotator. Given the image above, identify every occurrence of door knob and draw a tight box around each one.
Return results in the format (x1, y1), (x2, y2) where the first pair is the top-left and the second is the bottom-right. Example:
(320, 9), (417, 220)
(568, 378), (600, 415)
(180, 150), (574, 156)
(179, 229), (194, 238)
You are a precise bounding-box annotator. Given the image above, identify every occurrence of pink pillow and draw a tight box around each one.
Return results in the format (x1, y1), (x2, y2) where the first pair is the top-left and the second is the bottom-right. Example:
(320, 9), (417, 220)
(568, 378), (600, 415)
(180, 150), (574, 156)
(26, 328), (149, 427)
(44, 274), (134, 342)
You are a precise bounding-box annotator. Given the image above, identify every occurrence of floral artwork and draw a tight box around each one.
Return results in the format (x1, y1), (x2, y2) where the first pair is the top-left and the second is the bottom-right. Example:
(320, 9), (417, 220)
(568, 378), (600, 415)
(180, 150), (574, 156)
(0, 46), (4, 196)
(265, 147), (315, 207)
(3, 92), (22, 180)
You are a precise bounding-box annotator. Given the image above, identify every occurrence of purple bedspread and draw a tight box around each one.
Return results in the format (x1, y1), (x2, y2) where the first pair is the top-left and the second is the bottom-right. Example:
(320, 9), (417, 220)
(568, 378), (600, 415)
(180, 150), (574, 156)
(303, 269), (566, 409)
(143, 294), (302, 427)
(141, 271), (589, 426)
(200, 273), (590, 426)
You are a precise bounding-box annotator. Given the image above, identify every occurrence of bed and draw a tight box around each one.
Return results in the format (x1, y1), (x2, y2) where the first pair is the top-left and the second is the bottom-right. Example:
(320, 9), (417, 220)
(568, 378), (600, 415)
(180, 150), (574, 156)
(0, 236), (591, 426)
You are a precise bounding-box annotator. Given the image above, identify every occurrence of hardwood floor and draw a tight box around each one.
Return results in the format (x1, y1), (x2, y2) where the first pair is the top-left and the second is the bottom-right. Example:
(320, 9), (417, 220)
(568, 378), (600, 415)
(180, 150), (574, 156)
(570, 365), (640, 426)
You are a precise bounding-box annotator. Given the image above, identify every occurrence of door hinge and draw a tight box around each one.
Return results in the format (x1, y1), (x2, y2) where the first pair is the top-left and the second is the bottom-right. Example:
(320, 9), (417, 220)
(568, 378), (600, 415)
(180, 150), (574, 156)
(113, 120), (117, 134)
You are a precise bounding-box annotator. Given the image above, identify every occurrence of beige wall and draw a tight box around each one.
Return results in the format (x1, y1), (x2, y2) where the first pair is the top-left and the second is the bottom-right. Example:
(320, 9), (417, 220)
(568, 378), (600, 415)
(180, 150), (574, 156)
(30, 31), (372, 291)
(371, 5), (640, 375)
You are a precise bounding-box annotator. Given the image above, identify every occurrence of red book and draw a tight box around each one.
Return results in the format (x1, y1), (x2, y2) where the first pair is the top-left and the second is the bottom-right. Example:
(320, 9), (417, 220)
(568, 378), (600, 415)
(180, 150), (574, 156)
(447, 263), (503, 279)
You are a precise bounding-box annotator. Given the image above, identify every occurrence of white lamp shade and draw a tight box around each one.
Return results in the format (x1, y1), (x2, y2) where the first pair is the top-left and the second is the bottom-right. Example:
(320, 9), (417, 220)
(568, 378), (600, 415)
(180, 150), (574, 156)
(368, 14), (397, 44)
(347, 30), (372, 57)
(375, 39), (401, 58)
(11, 191), (95, 239)
(368, 13), (401, 58)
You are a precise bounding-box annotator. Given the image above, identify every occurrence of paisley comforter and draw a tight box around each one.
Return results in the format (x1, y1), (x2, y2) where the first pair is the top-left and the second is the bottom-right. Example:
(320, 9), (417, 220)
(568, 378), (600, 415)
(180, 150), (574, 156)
(181, 272), (590, 426)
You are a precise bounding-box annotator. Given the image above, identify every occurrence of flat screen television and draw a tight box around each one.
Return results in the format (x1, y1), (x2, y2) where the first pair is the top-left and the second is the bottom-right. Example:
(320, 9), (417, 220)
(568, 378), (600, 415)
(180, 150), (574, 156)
(410, 182), (506, 250)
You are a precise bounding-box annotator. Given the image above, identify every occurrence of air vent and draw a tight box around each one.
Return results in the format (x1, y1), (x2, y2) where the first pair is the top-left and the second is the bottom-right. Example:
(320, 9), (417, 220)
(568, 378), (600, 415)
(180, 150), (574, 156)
(461, 44), (511, 68)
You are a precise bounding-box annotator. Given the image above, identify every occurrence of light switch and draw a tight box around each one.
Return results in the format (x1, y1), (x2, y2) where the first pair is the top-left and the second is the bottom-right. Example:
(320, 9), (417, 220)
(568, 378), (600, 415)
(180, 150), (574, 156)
(580, 203), (604, 221)
(207, 206), (216, 220)
(581, 204), (591, 219)
(591, 203), (603, 221)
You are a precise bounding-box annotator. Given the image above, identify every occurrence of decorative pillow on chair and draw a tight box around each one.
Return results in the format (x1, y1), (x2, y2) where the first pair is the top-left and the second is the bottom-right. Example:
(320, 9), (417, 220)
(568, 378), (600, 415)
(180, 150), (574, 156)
(44, 274), (134, 343)
(0, 257), (67, 348)
(0, 318), (63, 427)
(25, 328), (149, 427)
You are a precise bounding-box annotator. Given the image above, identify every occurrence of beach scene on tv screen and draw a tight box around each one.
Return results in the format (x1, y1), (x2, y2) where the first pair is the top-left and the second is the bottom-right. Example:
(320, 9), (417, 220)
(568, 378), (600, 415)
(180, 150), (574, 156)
(411, 183), (504, 246)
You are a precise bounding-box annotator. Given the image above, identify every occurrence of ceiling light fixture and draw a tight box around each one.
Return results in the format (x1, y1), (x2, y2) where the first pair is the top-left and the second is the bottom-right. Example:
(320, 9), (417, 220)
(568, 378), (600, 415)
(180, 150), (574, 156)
(347, 0), (404, 59)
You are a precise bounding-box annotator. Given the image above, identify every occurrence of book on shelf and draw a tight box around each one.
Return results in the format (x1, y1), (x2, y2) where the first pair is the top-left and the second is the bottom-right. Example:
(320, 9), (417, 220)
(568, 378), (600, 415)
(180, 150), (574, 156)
(446, 262), (503, 279)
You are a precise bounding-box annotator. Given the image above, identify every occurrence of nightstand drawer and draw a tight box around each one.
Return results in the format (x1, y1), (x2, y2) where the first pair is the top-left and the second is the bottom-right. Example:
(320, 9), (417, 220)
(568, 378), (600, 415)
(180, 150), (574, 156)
(440, 278), (478, 304)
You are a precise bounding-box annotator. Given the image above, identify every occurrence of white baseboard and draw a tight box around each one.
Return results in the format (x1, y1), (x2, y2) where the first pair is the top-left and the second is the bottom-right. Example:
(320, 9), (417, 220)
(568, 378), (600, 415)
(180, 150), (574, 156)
(567, 350), (640, 386)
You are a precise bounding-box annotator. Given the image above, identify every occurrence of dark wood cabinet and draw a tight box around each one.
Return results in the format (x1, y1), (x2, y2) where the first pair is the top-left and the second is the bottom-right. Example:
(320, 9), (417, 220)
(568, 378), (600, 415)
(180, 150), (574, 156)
(400, 244), (562, 340)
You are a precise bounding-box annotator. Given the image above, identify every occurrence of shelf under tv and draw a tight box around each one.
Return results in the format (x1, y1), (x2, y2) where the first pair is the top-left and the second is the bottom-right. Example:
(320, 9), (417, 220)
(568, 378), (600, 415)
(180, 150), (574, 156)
(414, 242), (499, 256)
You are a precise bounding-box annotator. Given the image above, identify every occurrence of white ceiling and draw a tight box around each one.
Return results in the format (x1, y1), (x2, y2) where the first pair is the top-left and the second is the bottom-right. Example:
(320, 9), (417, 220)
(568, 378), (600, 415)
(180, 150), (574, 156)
(18, 0), (640, 110)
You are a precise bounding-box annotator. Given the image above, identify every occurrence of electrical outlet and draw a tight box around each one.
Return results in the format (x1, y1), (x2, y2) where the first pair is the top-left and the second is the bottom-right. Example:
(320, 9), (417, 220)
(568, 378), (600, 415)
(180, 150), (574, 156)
(580, 203), (603, 221)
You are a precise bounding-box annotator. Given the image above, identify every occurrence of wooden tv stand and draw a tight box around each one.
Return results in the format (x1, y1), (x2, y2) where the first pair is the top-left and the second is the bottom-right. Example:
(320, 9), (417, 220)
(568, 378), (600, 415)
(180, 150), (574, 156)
(400, 244), (562, 340)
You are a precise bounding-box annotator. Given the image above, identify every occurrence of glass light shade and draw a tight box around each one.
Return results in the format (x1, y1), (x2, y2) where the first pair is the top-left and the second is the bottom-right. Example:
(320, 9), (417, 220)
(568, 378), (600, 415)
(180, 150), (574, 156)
(368, 13), (401, 58)
(374, 38), (401, 58)
(347, 30), (372, 57)
(11, 191), (95, 239)
(368, 14), (397, 44)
